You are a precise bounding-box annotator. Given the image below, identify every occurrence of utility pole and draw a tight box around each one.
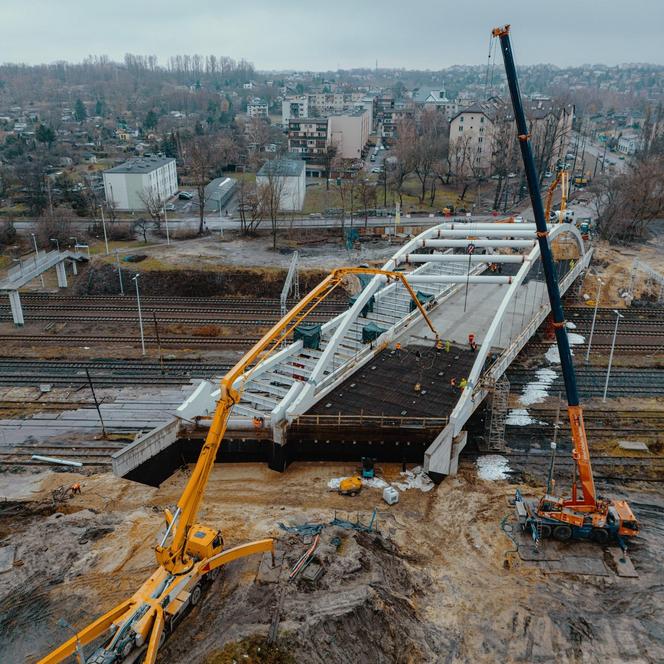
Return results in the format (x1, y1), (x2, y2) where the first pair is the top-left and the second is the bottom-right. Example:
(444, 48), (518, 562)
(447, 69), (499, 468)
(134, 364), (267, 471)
(85, 369), (107, 437)
(153, 312), (164, 373)
(30, 233), (45, 287)
(133, 273), (146, 356)
(115, 249), (124, 295)
(584, 278), (603, 364)
(602, 310), (623, 402)
(163, 205), (171, 245)
(100, 205), (109, 255)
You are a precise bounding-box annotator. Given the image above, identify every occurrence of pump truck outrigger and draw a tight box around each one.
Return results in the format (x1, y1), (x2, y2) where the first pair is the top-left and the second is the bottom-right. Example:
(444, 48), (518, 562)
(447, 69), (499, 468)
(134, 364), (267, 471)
(492, 24), (639, 546)
(38, 267), (440, 664)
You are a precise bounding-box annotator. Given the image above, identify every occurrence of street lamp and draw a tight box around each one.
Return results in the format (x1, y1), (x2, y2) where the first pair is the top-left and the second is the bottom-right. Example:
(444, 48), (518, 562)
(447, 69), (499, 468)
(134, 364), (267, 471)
(69, 236), (78, 249)
(163, 205), (171, 245)
(100, 205), (109, 255)
(30, 232), (45, 287)
(50, 237), (60, 252)
(584, 277), (603, 364)
(132, 274), (146, 356)
(602, 309), (624, 402)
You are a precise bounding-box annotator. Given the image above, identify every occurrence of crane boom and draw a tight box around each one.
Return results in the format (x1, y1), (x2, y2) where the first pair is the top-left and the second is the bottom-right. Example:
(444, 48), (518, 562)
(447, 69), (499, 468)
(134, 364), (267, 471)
(491, 24), (596, 508)
(494, 24), (638, 546)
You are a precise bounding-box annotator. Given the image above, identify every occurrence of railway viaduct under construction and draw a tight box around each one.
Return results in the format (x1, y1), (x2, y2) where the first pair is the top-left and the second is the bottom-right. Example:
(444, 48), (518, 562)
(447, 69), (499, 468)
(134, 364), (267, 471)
(112, 219), (591, 482)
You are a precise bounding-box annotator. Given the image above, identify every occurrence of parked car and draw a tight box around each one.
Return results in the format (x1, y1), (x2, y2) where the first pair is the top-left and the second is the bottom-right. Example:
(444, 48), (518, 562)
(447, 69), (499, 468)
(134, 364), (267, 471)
(165, 203), (176, 211)
(178, 191), (194, 200)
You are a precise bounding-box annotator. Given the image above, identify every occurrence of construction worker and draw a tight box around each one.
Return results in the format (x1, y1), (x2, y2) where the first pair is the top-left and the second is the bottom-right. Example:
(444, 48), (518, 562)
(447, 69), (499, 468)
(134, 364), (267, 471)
(436, 338), (444, 353)
(450, 377), (457, 387)
(445, 339), (451, 353)
(69, 483), (81, 495)
(395, 342), (402, 353)
(468, 333), (476, 352)
(459, 377), (468, 390)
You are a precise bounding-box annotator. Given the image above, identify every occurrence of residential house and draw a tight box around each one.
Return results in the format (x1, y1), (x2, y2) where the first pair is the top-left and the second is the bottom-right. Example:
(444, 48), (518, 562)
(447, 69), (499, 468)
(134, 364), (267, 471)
(103, 156), (178, 211)
(256, 158), (306, 212)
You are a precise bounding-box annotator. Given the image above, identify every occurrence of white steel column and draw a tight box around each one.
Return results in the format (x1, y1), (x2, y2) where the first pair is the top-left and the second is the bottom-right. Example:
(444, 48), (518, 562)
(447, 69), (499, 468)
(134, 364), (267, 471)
(70, 259), (78, 275)
(8, 290), (24, 326)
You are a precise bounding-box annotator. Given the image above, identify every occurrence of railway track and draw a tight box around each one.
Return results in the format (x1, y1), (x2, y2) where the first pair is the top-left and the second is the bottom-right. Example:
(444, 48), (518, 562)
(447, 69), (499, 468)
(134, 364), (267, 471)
(9, 294), (344, 311)
(507, 367), (664, 397)
(0, 334), (259, 346)
(0, 314), (304, 326)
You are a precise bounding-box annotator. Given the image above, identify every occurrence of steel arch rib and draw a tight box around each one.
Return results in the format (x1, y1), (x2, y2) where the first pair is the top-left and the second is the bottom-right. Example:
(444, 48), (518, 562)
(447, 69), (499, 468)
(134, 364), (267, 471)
(447, 223), (587, 437)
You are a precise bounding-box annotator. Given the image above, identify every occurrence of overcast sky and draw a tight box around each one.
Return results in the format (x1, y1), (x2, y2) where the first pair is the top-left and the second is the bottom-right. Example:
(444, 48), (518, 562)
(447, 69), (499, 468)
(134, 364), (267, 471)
(3, 0), (663, 70)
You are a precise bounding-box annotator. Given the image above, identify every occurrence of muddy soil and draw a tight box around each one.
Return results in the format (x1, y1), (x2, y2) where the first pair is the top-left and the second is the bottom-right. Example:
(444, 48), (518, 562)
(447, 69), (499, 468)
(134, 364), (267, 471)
(0, 463), (662, 663)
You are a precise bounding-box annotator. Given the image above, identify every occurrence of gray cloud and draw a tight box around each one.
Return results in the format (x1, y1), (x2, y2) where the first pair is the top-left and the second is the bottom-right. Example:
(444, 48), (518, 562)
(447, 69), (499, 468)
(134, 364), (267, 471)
(3, 0), (663, 69)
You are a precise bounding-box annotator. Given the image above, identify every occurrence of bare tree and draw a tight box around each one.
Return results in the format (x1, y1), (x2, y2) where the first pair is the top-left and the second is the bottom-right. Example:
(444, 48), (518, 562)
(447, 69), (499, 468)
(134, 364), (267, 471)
(183, 134), (236, 234)
(237, 178), (266, 234)
(413, 110), (449, 205)
(357, 178), (377, 228)
(132, 217), (151, 243)
(391, 119), (418, 206)
(591, 154), (664, 243)
(258, 164), (286, 250)
(138, 187), (164, 225)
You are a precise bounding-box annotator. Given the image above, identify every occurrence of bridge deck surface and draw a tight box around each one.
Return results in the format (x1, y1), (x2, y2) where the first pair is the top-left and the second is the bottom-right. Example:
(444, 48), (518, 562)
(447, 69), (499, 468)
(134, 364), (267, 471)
(307, 343), (476, 419)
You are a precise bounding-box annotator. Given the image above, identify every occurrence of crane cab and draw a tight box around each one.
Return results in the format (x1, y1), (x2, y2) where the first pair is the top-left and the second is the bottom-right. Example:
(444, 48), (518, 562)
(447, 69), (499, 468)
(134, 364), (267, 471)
(610, 501), (639, 537)
(186, 525), (224, 560)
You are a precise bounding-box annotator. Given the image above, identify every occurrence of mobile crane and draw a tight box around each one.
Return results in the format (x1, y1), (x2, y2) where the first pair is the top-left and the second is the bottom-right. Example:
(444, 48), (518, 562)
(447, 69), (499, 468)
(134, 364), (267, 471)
(492, 25), (639, 545)
(38, 267), (438, 664)
(544, 164), (572, 223)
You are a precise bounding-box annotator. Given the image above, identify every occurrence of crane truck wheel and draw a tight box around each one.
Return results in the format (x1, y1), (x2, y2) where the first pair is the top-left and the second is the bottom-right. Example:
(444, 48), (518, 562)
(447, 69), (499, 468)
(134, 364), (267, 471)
(539, 524), (552, 538)
(190, 584), (202, 607)
(591, 528), (609, 544)
(553, 525), (572, 541)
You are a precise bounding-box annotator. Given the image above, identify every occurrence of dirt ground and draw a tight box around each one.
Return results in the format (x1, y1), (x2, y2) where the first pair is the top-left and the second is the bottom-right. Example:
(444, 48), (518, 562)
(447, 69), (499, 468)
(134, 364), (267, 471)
(100, 233), (399, 272)
(0, 462), (662, 664)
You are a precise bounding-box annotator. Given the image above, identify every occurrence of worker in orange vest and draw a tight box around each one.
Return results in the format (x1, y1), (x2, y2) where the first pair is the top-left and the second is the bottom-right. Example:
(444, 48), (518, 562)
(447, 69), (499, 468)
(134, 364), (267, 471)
(69, 483), (81, 495)
(450, 377), (457, 387)
(468, 333), (476, 352)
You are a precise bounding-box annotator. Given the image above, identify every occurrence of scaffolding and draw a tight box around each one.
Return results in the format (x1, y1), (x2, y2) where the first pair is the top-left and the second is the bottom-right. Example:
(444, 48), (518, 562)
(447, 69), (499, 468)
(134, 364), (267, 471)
(280, 251), (300, 316)
(484, 375), (510, 451)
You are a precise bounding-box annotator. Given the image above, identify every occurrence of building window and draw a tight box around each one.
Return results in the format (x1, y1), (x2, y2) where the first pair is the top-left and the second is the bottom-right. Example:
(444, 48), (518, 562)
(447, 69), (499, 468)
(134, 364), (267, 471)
(478, 137), (483, 143)
(480, 117), (484, 123)
(459, 126), (463, 132)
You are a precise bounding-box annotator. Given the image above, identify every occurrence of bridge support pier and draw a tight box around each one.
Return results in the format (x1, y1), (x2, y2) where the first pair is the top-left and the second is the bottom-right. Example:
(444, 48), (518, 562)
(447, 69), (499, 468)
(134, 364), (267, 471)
(8, 290), (24, 326)
(70, 259), (78, 276)
(56, 261), (68, 288)
(268, 441), (288, 473)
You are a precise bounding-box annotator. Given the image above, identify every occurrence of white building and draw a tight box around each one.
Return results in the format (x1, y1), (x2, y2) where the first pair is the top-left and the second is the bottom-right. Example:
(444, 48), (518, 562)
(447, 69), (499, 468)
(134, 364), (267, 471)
(247, 98), (269, 118)
(328, 107), (371, 160)
(281, 95), (309, 125)
(617, 134), (640, 155)
(103, 156), (178, 211)
(256, 158), (306, 212)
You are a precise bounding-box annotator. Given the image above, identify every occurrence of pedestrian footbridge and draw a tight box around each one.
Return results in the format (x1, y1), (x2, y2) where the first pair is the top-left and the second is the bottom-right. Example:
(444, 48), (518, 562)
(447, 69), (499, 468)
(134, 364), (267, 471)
(112, 220), (591, 479)
(1, 249), (88, 325)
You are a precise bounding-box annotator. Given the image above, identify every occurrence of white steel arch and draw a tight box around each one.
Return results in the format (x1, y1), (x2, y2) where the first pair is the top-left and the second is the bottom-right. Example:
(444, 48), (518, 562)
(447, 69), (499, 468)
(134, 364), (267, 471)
(176, 220), (590, 463)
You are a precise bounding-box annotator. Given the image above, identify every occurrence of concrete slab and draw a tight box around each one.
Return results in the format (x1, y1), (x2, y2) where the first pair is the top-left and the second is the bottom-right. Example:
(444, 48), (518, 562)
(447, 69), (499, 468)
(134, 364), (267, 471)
(256, 549), (284, 584)
(609, 547), (639, 578)
(618, 441), (649, 452)
(544, 556), (610, 576)
(0, 545), (16, 573)
(406, 277), (549, 349)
